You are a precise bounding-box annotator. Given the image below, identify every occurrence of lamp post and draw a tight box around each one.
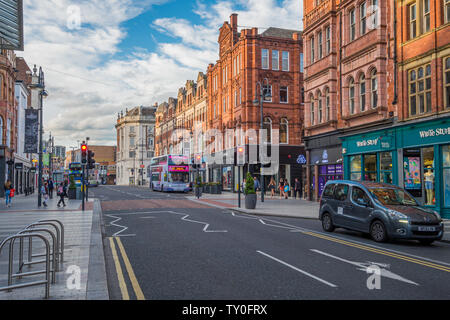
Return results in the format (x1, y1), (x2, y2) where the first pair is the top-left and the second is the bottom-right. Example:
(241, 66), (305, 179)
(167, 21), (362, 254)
(30, 66), (48, 207)
(253, 78), (271, 203)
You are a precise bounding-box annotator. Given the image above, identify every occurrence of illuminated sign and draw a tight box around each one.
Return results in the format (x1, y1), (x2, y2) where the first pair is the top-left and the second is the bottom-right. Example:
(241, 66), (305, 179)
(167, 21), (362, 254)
(169, 166), (189, 172)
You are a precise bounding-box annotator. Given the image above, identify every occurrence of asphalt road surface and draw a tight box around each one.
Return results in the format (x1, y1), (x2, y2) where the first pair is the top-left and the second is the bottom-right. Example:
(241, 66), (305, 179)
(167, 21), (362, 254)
(90, 185), (450, 300)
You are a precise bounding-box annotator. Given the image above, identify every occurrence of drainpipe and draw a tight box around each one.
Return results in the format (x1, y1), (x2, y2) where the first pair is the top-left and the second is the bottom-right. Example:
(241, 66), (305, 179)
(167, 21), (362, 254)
(392, 0), (398, 105)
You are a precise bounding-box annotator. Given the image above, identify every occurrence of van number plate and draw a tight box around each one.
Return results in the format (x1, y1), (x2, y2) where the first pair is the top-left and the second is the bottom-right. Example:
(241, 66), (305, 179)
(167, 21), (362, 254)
(418, 226), (435, 232)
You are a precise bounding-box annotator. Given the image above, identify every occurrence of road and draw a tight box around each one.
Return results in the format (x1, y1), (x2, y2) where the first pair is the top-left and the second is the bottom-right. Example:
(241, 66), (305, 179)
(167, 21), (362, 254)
(90, 185), (450, 300)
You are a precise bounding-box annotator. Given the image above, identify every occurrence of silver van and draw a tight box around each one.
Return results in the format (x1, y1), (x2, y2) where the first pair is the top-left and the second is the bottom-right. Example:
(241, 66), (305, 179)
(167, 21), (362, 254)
(319, 181), (444, 245)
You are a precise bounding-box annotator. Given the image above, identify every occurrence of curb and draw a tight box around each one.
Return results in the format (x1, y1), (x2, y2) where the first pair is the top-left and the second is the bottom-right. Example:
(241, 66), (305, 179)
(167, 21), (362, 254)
(86, 199), (110, 300)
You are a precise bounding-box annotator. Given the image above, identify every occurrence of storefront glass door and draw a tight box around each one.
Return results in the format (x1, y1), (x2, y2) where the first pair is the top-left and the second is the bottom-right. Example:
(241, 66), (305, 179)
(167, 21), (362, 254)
(364, 154), (377, 182)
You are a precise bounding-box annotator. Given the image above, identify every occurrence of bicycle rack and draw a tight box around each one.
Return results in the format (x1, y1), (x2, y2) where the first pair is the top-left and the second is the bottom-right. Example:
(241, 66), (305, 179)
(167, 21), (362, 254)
(24, 221), (64, 272)
(0, 234), (51, 299)
(0, 219), (65, 299)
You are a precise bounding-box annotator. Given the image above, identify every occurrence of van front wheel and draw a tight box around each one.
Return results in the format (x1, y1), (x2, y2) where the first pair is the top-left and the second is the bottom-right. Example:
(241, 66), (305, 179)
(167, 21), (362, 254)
(370, 221), (388, 243)
(322, 213), (335, 232)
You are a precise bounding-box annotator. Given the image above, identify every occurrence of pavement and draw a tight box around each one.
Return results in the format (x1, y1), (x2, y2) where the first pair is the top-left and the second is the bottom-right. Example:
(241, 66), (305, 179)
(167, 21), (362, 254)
(188, 191), (450, 243)
(0, 193), (108, 300)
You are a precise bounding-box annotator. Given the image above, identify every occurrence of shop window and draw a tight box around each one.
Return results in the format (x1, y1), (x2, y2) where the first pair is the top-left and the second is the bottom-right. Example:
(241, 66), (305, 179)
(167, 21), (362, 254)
(380, 152), (393, 184)
(445, 57), (450, 109)
(404, 149), (422, 197)
(409, 65), (431, 116)
(443, 145), (450, 208)
(364, 154), (377, 182)
(423, 147), (435, 206)
(350, 155), (362, 181)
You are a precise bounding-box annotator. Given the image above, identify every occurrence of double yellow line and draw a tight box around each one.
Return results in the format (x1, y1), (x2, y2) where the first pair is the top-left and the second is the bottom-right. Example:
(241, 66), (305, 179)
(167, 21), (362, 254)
(303, 231), (450, 273)
(109, 237), (145, 300)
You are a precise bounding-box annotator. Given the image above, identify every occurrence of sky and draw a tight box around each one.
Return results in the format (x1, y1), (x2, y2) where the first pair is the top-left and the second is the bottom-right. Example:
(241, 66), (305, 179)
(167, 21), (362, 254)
(18, 0), (303, 149)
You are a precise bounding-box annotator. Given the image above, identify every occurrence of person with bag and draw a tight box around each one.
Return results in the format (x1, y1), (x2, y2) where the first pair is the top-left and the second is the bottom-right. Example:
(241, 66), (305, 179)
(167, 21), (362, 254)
(41, 182), (49, 207)
(57, 183), (66, 208)
(284, 181), (290, 199)
(4, 180), (14, 207)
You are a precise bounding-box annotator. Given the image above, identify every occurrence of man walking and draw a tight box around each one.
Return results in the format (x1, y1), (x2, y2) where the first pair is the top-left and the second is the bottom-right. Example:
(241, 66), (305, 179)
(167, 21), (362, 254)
(253, 176), (260, 192)
(294, 178), (301, 199)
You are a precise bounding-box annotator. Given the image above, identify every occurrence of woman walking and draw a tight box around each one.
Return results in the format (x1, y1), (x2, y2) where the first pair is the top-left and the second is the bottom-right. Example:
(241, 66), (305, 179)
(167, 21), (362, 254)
(4, 180), (13, 207)
(57, 183), (66, 208)
(278, 178), (285, 199)
(268, 178), (276, 198)
(41, 182), (49, 207)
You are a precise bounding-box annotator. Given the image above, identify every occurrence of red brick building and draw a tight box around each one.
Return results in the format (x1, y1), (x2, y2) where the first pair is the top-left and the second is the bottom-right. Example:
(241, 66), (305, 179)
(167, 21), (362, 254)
(206, 14), (305, 192)
(0, 49), (18, 195)
(303, 0), (396, 200)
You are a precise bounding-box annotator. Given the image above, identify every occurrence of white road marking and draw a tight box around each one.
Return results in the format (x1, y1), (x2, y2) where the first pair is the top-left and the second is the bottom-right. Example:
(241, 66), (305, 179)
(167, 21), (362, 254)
(257, 250), (338, 288)
(311, 249), (419, 286)
(106, 214), (136, 237)
(229, 212), (450, 268)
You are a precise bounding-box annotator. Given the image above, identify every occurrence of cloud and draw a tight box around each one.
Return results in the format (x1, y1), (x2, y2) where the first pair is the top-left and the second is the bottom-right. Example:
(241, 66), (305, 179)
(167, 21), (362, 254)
(19, 0), (302, 148)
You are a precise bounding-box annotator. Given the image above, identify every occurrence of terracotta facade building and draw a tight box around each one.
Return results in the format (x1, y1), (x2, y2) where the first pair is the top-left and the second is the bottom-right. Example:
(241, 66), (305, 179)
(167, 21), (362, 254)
(206, 14), (305, 191)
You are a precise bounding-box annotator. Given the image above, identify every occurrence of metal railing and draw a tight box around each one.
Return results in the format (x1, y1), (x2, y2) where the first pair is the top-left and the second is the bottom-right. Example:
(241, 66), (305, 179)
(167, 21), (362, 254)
(0, 219), (64, 299)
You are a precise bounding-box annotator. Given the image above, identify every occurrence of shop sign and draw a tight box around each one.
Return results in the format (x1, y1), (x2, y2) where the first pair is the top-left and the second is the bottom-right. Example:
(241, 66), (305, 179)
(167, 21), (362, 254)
(401, 118), (450, 147)
(296, 155), (307, 164)
(343, 133), (394, 155)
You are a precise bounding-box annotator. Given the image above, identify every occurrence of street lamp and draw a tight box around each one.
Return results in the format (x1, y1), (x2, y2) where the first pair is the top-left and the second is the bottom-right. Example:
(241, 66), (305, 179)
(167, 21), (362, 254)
(30, 66), (48, 207)
(253, 78), (271, 203)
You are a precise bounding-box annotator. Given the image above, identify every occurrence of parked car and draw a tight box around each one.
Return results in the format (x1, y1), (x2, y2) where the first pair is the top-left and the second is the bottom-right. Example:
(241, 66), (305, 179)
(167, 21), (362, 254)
(88, 180), (99, 187)
(319, 180), (444, 245)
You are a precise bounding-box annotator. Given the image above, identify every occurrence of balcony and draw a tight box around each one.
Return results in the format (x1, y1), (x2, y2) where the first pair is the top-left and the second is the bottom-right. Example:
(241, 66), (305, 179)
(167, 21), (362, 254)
(304, 0), (335, 29)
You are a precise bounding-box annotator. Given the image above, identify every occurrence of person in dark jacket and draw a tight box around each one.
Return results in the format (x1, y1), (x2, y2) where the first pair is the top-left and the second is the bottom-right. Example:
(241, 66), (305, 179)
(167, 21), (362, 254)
(294, 178), (302, 199)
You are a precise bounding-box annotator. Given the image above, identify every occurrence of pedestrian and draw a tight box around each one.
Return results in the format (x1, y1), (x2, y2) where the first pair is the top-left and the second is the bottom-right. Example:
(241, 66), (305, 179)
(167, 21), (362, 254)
(253, 176), (260, 192)
(241, 179), (246, 194)
(294, 178), (301, 199)
(57, 183), (66, 208)
(268, 178), (276, 198)
(278, 178), (285, 199)
(48, 178), (54, 199)
(284, 180), (290, 199)
(42, 182), (49, 207)
(4, 180), (13, 207)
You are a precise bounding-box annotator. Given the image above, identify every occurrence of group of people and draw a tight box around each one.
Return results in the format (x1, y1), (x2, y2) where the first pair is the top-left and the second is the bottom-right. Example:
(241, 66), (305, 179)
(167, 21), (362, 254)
(41, 178), (68, 208)
(240, 176), (303, 200)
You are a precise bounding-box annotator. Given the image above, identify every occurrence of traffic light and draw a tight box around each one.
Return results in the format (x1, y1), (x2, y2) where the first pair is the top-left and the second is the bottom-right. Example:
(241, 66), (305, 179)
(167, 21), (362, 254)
(81, 144), (87, 164)
(237, 146), (245, 166)
(88, 151), (95, 169)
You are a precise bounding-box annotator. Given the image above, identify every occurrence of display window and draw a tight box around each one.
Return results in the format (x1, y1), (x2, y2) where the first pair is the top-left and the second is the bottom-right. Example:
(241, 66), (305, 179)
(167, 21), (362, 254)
(364, 154), (377, 182)
(380, 152), (393, 184)
(403, 149), (422, 197)
(423, 147), (435, 206)
(443, 145), (450, 208)
(350, 155), (362, 181)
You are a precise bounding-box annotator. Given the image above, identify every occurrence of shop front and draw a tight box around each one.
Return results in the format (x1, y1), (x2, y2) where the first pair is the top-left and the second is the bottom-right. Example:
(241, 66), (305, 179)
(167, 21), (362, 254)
(305, 133), (344, 201)
(341, 116), (450, 218)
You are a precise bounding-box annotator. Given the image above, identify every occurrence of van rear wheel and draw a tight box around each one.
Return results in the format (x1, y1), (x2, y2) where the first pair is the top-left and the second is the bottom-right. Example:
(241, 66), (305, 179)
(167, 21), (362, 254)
(370, 221), (388, 243)
(322, 213), (335, 232)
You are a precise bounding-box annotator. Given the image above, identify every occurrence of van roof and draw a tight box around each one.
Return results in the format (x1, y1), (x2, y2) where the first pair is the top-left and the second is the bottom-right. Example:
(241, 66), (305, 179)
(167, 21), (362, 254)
(325, 180), (402, 189)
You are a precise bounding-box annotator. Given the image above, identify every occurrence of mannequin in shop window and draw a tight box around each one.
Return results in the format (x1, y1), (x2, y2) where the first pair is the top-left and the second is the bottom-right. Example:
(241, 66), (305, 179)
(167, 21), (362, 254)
(424, 166), (435, 205)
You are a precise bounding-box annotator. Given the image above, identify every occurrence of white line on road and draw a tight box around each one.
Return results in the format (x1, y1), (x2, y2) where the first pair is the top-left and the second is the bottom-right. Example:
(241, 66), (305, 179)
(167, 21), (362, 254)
(311, 249), (419, 286)
(257, 250), (338, 288)
(229, 212), (450, 268)
(106, 214), (136, 237)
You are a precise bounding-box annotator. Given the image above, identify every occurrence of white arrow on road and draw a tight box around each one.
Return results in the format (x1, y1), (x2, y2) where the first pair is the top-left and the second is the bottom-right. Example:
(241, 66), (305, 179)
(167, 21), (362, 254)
(311, 249), (419, 286)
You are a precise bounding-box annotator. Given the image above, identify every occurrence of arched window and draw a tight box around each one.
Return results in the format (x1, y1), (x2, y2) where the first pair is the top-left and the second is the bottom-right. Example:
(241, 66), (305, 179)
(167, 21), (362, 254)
(359, 74), (366, 112)
(310, 94), (315, 126)
(280, 119), (288, 144)
(263, 117), (272, 143)
(318, 91), (323, 123)
(371, 69), (378, 108)
(349, 77), (355, 114)
(325, 88), (330, 121)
